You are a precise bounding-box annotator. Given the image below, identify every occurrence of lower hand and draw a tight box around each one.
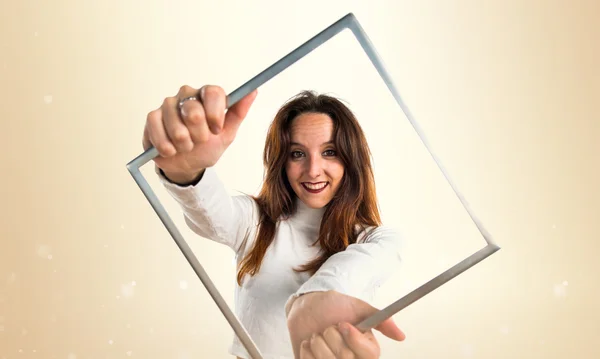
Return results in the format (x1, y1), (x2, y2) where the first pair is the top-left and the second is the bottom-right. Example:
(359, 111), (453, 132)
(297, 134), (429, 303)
(287, 291), (405, 358)
(299, 322), (385, 359)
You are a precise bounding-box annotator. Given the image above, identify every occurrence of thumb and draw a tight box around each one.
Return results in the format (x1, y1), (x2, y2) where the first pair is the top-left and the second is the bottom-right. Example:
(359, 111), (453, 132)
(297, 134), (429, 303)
(374, 317), (406, 341)
(222, 89), (258, 139)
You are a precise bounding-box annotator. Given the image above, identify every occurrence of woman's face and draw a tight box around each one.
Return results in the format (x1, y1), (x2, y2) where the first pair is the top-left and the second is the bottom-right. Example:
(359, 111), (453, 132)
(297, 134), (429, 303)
(285, 112), (345, 209)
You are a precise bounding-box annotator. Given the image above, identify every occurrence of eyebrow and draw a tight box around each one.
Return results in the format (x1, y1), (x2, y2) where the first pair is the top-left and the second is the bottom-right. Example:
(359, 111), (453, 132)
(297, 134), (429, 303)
(290, 140), (335, 147)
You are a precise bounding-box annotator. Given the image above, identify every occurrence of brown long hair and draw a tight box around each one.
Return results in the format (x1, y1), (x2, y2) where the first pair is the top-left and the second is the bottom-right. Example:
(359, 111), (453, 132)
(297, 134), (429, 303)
(236, 90), (381, 285)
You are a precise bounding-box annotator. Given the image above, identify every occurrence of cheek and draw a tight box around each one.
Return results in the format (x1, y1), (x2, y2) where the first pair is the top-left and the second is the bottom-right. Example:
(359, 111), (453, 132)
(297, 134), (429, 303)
(285, 162), (299, 181)
(327, 164), (345, 193)
(333, 163), (345, 182)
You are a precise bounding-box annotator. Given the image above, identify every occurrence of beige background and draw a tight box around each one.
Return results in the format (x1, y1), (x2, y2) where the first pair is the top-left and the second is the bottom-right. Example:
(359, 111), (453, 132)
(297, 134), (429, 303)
(1, 0), (599, 358)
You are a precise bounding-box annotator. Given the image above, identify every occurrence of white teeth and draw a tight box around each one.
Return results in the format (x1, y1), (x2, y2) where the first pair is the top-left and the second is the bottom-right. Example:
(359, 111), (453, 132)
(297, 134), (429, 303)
(303, 182), (327, 190)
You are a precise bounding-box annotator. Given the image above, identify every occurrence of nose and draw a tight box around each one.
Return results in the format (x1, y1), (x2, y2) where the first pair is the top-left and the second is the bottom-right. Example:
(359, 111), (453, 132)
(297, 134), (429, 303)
(307, 155), (323, 179)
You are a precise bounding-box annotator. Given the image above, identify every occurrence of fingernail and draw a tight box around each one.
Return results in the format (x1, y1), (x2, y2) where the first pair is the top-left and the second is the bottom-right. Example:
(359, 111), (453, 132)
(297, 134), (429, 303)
(200, 87), (205, 101)
(339, 323), (350, 336)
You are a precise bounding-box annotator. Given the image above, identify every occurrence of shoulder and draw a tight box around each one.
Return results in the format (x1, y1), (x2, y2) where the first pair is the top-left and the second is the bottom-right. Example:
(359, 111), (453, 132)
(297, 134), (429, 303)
(232, 192), (258, 207)
(355, 224), (404, 247)
(232, 193), (261, 219)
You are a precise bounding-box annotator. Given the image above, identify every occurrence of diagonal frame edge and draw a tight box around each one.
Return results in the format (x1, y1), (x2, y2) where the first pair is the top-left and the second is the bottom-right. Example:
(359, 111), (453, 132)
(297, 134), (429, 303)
(126, 167), (264, 358)
(356, 243), (500, 331)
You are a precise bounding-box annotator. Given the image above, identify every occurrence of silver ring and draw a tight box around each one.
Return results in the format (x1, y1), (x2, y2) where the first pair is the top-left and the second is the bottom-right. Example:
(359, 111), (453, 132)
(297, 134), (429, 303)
(177, 96), (198, 111)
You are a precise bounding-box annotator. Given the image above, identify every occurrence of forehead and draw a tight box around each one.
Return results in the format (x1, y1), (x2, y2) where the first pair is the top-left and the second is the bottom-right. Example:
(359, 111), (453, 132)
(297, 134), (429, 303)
(289, 112), (334, 143)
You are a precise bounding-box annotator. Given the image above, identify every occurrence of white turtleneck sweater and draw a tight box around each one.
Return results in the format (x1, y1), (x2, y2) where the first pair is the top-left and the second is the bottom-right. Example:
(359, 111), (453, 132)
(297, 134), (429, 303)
(156, 166), (404, 359)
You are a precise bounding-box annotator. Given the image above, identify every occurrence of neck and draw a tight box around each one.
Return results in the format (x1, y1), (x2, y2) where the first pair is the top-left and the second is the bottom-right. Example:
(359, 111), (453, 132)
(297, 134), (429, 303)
(292, 197), (326, 229)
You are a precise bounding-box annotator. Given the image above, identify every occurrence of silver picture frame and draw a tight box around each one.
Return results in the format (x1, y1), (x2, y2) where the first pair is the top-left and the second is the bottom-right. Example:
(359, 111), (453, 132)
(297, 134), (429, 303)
(126, 12), (500, 359)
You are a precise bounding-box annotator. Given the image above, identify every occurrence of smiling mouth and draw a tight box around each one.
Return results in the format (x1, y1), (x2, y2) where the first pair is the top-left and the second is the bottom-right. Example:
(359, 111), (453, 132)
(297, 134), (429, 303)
(301, 182), (328, 193)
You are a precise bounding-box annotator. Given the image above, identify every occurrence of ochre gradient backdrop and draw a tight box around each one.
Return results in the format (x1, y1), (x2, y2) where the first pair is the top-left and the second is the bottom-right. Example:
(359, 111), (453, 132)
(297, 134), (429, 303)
(1, 0), (598, 358)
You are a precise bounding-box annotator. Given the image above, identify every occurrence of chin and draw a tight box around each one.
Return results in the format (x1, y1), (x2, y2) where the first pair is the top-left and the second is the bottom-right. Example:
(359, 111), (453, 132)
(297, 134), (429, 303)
(301, 196), (331, 209)
(293, 184), (335, 209)
(305, 201), (326, 209)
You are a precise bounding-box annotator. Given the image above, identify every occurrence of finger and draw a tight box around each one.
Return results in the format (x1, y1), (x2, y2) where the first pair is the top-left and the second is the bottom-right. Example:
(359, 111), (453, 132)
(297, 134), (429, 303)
(221, 88), (258, 144)
(339, 323), (379, 359)
(309, 334), (336, 359)
(179, 95), (210, 144)
(374, 317), (406, 341)
(199, 85), (227, 135)
(142, 122), (151, 151)
(162, 96), (194, 153)
(175, 85), (210, 144)
(300, 340), (317, 359)
(146, 108), (176, 157)
(323, 326), (355, 359)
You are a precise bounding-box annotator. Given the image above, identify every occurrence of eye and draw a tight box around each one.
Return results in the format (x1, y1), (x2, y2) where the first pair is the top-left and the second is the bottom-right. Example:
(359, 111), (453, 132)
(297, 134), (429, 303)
(291, 150), (304, 159)
(323, 149), (337, 156)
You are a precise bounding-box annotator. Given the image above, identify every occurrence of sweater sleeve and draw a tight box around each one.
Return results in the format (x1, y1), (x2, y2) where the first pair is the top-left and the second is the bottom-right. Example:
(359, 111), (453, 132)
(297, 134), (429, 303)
(284, 225), (405, 315)
(155, 165), (259, 254)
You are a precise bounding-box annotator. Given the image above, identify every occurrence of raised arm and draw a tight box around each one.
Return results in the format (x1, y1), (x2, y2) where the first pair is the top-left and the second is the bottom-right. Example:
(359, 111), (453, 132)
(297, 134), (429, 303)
(285, 225), (406, 358)
(286, 225), (404, 312)
(156, 165), (258, 253)
(141, 84), (258, 252)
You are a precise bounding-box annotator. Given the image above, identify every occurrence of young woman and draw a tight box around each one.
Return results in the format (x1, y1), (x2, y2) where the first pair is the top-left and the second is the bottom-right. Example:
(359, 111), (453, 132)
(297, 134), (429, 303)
(143, 85), (406, 358)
